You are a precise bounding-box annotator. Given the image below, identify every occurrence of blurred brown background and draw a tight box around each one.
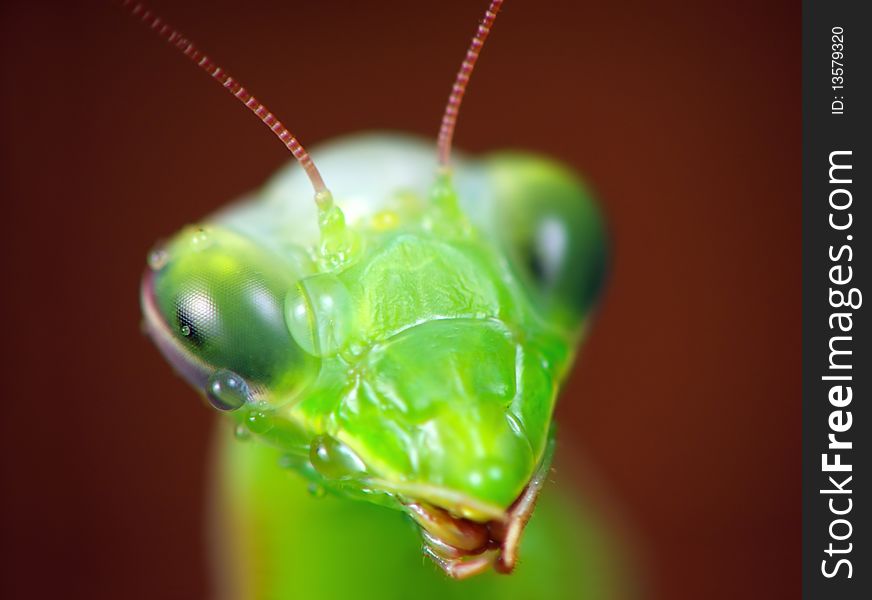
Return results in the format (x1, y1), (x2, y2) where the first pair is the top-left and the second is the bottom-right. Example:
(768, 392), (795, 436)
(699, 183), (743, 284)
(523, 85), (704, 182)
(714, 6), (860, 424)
(0, 0), (799, 598)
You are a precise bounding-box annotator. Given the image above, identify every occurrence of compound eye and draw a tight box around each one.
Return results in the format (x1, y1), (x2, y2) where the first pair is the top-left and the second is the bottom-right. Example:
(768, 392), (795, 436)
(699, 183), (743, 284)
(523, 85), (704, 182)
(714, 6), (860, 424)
(487, 154), (608, 327)
(146, 226), (319, 403)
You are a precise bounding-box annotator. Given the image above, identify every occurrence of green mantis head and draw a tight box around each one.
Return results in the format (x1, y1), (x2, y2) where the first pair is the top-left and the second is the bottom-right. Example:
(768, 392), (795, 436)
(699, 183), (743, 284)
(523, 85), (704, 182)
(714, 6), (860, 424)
(134, 0), (606, 579)
(141, 135), (606, 576)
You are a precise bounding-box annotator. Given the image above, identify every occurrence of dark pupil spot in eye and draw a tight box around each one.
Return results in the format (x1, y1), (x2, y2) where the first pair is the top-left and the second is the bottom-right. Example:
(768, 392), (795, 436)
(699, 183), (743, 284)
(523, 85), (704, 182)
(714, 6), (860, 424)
(176, 303), (205, 347)
(526, 243), (548, 285)
(527, 217), (568, 291)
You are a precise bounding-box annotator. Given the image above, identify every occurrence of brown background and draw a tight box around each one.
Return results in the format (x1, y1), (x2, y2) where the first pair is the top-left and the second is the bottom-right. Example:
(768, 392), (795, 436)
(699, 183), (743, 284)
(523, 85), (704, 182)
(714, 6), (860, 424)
(0, 0), (799, 598)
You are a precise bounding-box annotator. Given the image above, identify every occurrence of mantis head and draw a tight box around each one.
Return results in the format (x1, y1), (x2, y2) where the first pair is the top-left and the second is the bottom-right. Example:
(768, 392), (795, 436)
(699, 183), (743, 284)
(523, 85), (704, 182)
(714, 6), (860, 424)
(134, 0), (605, 578)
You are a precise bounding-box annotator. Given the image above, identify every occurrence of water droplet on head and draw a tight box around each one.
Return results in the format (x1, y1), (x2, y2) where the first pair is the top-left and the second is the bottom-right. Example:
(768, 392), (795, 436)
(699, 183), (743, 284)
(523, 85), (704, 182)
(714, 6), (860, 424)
(206, 369), (250, 412)
(309, 434), (367, 480)
(246, 408), (274, 434)
(234, 424), (251, 441)
(180, 324), (192, 337)
(284, 274), (354, 357)
(192, 228), (209, 246)
(371, 210), (400, 232)
(180, 227), (215, 253)
(147, 247), (169, 271)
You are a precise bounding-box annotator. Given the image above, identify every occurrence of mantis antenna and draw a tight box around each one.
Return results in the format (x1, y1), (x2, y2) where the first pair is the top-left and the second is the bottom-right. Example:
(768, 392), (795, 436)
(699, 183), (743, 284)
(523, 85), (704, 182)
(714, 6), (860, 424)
(123, 1), (329, 199)
(436, 0), (505, 170)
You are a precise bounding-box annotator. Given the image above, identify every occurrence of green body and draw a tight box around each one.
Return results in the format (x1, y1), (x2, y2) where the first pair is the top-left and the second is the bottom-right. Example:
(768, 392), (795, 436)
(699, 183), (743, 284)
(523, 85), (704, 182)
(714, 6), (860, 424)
(212, 426), (625, 599)
(142, 134), (612, 596)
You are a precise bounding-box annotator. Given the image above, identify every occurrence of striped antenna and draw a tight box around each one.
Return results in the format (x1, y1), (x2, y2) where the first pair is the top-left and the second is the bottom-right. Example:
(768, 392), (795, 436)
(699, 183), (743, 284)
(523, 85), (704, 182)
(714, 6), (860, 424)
(436, 0), (505, 169)
(123, 1), (328, 195)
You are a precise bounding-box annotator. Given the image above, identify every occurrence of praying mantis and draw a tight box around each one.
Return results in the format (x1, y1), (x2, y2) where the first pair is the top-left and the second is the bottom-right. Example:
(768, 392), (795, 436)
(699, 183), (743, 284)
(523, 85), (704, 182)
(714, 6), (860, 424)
(133, 1), (623, 597)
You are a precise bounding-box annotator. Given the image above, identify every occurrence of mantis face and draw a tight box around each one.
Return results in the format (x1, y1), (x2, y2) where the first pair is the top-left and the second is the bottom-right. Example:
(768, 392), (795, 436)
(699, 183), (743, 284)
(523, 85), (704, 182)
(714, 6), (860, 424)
(130, 0), (606, 579)
(142, 135), (606, 577)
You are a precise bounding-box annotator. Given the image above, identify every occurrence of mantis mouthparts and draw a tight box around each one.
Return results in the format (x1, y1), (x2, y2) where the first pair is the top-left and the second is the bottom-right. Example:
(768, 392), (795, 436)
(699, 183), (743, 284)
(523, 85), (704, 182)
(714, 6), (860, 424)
(404, 432), (556, 579)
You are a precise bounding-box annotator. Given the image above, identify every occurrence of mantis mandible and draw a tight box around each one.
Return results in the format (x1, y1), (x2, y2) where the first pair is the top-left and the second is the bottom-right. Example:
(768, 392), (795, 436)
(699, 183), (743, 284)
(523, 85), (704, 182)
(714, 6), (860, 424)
(132, 0), (612, 594)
